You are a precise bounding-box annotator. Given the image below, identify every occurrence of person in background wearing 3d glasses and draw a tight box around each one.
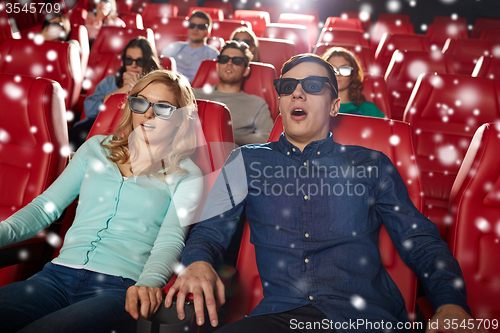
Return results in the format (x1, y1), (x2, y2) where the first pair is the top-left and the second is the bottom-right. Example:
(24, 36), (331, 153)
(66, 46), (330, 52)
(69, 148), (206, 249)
(193, 40), (273, 146)
(161, 10), (219, 83)
(69, 37), (160, 151)
(165, 54), (481, 333)
(323, 46), (385, 118)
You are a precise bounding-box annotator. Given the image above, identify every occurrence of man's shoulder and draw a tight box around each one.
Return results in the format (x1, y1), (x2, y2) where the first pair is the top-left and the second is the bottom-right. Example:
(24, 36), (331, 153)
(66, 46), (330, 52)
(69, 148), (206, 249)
(238, 91), (267, 105)
(203, 44), (219, 55)
(162, 41), (187, 56)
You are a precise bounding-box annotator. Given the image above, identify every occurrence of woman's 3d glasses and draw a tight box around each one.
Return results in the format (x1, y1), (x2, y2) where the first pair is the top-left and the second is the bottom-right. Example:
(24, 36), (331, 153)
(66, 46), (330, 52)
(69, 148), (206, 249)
(217, 55), (247, 66)
(273, 76), (337, 95)
(333, 66), (354, 77)
(124, 57), (146, 67)
(128, 97), (178, 120)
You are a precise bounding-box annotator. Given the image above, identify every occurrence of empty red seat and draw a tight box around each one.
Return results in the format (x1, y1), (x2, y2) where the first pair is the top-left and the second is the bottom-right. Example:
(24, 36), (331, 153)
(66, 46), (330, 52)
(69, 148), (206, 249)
(204, 1), (234, 19)
(226, 114), (423, 323)
(478, 27), (500, 42)
(115, 1), (132, 14)
(0, 39), (82, 111)
(446, 122), (500, 322)
(251, 4), (280, 23)
(472, 55), (500, 79)
(377, 13), (411, 24)
(0, 1), (15, 43)
(362, 74), (392, 118)
(370, 21), (414, 53)
(141, 3), (178, 28)
(192, 59), (279, 120)
(432, 16), (468, 26)
(262, 23), (310, 53)
(168, 0), (197, 17)
(67, 7), (87, 26)
(403, 73), (500, 239)
(233, 10), (270, 37)
(278, 13), (318, 49)
(340, 10), (372, 32)
(471, 17), (500, 39)
(324, 17), (364, 31)
(426, 22), (468, 50)
(257, 37), (296, 75)
(118, 13), (144, 29)
(211, 19), (251, 40)
(187, 7), (224, 21)
(315, 43), (375, 74)
(374, 33), (430, 75)
(316, 28), (369, 47)
(0, 74), (68, 287)
(442, 38), (495, 75)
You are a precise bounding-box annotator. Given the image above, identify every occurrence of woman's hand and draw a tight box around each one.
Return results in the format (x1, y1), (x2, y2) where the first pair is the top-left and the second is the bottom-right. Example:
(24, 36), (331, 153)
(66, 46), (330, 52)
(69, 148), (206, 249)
(123, 71), (141, 91)
(125, 285), (163, 320)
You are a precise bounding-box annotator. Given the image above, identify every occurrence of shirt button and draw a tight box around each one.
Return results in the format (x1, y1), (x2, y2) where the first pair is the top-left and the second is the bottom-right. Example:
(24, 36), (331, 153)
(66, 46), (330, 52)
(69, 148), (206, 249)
(305, 258), (309, 263)
(304, 195), (308, 200)
(305, 233), (310, 238)
(286, 151), (290, 155)
(303, 162), (307, 166)
(317, 151), (321, 155)
(292, 148), (296, 152)
(309, 295), (314, 300)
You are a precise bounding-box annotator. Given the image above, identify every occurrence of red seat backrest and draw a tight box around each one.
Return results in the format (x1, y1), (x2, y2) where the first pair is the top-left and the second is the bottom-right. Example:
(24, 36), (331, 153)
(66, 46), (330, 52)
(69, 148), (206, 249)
(187, 7), (224, 21)
(118, 13), (144, 29)
(151, 17), (189, 55)
(0, 2), (14, 43)
(70, 24), (90, 78)
(257, 37), (296, 75)
(314, 43), (375, 74)
(211, 20), (251, 40)
(316, 28), (369, 48)
(442, 38), (495, 75)
(116, 1), (132, 14)
(471, 17), (500, 39)
(340, 11), (372, 33)
(251, 4), (280, 23)
(0, 74), (68, 286)
(160, 56), (176, 72)
(426, 23), (468, 50)
(141, 3), (178, 28)
(385, 50), (456, 120)
(362, 74), (392, 118)
(472, 55), (500, 79)
(403, 73), (500, 239)
(377, 13), (411, 24)
(67, 7), (87, 26)
(233, 10), (270, 37)
(370, 21), (414, 53)
(226, 114), (423, 323)
(432, 16), (467, 26)
(191, 59), (279, 120)
(278, 13), (318, 49)
(374, 33), (430, 75)
(204, 1), (234, 19)
(478, 27), (500, 42)
(324, 17), (364, 32)
(168, 0), (197, 17)
(0, 39), (82, 111)
(447, 122), (500, 322)
(262, 23), (310, 54)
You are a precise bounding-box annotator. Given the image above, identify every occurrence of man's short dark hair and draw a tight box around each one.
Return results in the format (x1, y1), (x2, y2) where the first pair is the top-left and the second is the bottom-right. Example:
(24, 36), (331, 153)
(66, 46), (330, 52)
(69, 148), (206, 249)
(281, 53), (339, 99)
(220, 40), (253, 64)
(189, 10), (212, 33)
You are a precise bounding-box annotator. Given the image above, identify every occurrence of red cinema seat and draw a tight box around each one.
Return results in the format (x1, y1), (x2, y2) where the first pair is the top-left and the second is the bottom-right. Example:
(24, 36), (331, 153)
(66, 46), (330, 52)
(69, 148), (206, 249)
(403, 73), (500, 239)
(446, 122), (500, 322)
(0, 1), (15, 43)
(151, 17), (189, 55)
(211, 20), (251, 41)
(385, 50), (456, 120)
(340, 11), (372, 33)
(432, 16), (468, 26)
(204, 1), (234, 19)
(233, 10), (270, 37)
(316, 28), (369, 48)
(159, 56), (176, 72)
(141, 3), (178, 28)
(370, 21), (414, 53)
(67, 7), (87, 26)
(192, 59), (279, 120)
(262, 23), (310, 54)
(362, 74), (392, 118)
(377, 13), (411, 24)
(426, 23), (469, 50)
(257, 37), (296, 76)
(226, 114), (423, 324)
(169, 0), (197, 17)
(315, 43), (375, 74)
(324, 17), (364, 32)
(374, 33), (430, 75)
(442, 38), (495, 75)
(478, 27), (500, 43)
(278, 13), (318, 49)
(0, 74), (68, 287)
(115, 1), (132, 14)
(187, 7), (224, 21)
(118, 13), (144, 29)
(472, 55), (500, 79)
(0, 39), (82, 111)
(251, 4), (280, 23)
(471, 18), (500, 39)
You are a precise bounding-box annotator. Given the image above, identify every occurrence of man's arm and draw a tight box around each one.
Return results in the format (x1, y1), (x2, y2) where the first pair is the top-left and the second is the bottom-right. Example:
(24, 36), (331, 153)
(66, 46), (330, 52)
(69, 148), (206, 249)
(235, 99), (274, 146)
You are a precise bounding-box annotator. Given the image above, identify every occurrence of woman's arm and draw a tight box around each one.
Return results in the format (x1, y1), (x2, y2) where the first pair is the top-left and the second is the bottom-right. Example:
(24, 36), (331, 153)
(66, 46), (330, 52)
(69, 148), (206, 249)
(83, 76), (120, 119)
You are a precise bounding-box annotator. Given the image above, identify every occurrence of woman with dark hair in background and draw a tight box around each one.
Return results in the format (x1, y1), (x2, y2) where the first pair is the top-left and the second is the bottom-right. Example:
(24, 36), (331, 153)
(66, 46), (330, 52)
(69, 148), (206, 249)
(322, 46), (385, 118)
(69, 36), (160, 150)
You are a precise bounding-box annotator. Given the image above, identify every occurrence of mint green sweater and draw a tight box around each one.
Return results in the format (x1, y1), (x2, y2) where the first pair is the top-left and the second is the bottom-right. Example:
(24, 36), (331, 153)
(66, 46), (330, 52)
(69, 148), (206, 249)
(0, 135), (203, 288)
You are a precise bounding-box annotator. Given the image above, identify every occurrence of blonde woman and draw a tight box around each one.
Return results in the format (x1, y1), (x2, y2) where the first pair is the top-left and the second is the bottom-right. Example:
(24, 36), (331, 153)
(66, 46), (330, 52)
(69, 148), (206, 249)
(0, 70), (203, 333)
(85, 0), (125, 43)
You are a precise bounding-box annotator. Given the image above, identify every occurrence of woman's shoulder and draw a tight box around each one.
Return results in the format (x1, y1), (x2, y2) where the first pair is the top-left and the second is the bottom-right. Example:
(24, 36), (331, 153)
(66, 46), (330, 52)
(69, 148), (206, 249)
(180, 157), (203, 177)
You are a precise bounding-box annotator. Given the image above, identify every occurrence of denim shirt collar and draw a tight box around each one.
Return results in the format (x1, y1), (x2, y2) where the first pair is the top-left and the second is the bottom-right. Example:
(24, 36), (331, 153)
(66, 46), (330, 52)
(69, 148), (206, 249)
(276, 132), (335, 159)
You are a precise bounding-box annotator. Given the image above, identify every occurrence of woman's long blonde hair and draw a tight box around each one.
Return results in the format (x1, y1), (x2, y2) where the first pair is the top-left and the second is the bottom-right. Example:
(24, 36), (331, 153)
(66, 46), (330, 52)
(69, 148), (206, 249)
(101, 70), (198, 180)
(322, 46), (366, 105)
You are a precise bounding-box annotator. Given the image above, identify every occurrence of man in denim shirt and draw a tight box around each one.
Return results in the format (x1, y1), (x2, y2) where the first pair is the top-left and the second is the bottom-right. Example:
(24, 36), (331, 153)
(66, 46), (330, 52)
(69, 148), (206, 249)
(165, 55), (481, 333)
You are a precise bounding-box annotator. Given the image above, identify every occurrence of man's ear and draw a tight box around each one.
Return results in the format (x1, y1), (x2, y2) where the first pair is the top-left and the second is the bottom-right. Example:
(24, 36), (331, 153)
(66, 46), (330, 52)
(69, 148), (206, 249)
(243, 66), (251, 78)
(330, 98), (340, 117)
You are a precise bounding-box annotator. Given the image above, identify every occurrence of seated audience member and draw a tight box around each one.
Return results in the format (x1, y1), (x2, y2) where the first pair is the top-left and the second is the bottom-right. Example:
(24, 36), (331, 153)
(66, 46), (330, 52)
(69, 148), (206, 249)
(161, 11), (219, 83)
(165, 54), (481, 333)
(41, 14), (72, 41)
(230, 27), (259, 62)
(323, 46), (385, 118)
(193, 40), (273, 146)
(85, 0), (125, 44)
(69, 36), (160, 150)
(0, 70), (203, 333)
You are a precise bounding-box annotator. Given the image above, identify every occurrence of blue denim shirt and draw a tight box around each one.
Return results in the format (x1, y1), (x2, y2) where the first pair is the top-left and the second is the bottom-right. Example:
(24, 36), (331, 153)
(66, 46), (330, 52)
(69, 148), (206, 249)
(181, 133), (469, 332)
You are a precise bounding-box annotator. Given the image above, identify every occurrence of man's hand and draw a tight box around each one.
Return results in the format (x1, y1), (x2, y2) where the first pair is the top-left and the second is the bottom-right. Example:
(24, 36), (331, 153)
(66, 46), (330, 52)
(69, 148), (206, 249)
(125, 286), (163, 320)
(427, 304), (489, 333)
(165, 261), (225, 327)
